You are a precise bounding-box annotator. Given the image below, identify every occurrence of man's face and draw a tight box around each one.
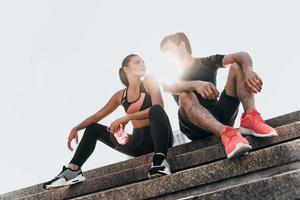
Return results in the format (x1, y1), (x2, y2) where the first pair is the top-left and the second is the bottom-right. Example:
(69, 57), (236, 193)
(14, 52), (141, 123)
(162, 40), (184, 65)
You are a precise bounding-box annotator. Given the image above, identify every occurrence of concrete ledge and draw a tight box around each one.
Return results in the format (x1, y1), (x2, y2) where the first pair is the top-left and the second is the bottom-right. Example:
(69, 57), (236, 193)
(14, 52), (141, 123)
(266, 110), (300, 128)
(191, 169), (300, 200)
(156, 161), (300, 200)
(71, 140), (300, 199)
(81, 110), (300, 179)
(13, 122), (300, 200)
(1, 110), (299, 200)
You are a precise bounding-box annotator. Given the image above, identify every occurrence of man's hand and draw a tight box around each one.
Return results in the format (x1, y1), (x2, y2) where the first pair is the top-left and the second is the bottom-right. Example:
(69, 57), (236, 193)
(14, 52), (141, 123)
(108, 116), (130, 134)
(194, 81), (220, 100)
(67, 128), (79, 151)
(244, 70), (263, 93)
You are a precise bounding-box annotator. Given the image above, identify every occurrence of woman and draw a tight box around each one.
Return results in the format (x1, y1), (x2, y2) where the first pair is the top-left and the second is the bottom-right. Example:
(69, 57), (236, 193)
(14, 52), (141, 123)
(43, 54), (174, 189)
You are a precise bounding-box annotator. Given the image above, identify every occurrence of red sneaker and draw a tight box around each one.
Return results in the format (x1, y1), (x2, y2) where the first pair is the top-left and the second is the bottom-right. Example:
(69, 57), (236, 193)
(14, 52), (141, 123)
(221, 126), (252, 159)
(239, 109), (278, 137)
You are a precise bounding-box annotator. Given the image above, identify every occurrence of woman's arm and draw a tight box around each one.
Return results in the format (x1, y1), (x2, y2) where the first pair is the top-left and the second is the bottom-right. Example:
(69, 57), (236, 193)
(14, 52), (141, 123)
(67, 89), (123, 151)
(73, 90), (123, 131)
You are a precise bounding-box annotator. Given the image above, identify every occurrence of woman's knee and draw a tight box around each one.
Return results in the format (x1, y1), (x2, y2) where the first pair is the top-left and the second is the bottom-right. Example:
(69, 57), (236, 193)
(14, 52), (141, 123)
(83, 123), (105, 139)
(85, 122), (98, 132)
(149, 104), (166, 119)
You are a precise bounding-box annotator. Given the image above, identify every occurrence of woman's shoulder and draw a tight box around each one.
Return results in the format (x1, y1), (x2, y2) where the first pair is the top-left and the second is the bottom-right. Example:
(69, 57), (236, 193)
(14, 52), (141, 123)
(143, 74), (158, 84)
(113, 88), (126, 96)
(111, 88), (127, 104)
(142, 74), (159, 92)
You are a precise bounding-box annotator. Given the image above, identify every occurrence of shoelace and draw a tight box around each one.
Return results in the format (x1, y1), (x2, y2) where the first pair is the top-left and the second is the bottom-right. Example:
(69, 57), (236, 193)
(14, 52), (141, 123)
(56, 166), (66, 177)
(223, 128), (238, 144)
(251, 110), (265, 124)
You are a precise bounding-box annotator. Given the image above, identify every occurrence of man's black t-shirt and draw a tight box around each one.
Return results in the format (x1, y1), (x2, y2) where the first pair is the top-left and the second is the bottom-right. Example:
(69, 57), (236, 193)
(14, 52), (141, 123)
(173, 54), (225, 110)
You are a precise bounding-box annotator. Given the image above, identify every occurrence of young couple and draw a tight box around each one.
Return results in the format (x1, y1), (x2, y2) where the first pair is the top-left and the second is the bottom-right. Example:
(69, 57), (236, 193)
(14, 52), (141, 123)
(43, 32), (277, 189)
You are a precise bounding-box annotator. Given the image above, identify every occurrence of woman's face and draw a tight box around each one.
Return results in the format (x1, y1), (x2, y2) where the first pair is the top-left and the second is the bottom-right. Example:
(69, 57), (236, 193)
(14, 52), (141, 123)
(124, 56), (146, 78)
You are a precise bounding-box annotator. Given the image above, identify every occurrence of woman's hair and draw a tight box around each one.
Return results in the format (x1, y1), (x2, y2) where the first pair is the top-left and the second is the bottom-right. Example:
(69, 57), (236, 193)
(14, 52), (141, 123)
(160, 32), (192, 55)
(119, 54), (138, 86)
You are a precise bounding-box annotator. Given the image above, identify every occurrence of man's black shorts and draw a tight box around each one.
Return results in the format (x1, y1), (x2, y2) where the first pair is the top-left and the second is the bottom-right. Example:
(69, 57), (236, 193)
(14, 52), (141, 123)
(179, 90), (240, 140)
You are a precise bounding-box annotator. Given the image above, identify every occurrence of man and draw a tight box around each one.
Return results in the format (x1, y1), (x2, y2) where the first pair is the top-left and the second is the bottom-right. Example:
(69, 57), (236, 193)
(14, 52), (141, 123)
(160, 32), (277, 159)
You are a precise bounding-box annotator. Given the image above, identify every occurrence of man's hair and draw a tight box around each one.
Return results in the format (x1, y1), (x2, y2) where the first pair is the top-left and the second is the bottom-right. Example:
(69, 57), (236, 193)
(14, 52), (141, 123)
(160, 32), (192, 55)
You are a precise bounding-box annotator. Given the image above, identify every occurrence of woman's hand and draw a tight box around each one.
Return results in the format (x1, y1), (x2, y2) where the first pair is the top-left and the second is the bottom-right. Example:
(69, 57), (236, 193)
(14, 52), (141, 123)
(108, 116), (130, 134)
(67, 127), (79, 151)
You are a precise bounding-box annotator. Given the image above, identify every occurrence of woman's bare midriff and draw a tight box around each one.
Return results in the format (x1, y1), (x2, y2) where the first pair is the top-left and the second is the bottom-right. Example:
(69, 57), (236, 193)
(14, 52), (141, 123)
(131, 119), (150, 128)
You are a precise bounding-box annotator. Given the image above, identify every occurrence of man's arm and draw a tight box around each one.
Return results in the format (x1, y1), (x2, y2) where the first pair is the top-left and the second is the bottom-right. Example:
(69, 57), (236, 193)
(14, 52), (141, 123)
(222, 51), (263, 93)
(222, 51), (253, 73)
(163, 80), (219, 100)
(162, 80), (198, 95)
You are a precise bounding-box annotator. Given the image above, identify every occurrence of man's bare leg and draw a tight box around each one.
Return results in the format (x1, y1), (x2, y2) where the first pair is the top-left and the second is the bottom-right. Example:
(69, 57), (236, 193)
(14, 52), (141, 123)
(178, 90), (252, 158)
(225, 63), (277, 137)
(178, 63), (255, 136)
(225, 63), (255, 113)
(178, 92), (224, 136)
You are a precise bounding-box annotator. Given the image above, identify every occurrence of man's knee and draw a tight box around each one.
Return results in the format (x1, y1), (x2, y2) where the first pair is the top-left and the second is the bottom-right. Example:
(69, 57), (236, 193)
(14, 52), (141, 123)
(229, 63), (243, 77)
(178, 92), (196, 108)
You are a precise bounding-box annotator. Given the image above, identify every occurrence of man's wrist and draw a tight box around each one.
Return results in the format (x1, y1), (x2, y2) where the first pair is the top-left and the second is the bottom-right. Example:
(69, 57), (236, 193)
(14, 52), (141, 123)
(191, 81), (199, 90)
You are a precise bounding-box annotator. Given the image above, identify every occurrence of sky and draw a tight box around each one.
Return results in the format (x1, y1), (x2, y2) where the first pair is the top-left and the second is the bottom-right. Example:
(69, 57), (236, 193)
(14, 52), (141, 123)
(0, 0), (299, 194)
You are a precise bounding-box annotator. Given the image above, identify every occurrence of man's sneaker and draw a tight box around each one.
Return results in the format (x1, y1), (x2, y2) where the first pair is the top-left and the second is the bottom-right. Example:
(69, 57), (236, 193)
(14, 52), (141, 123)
(43, 166), (85, 189)
(148, 157), (171, 179)
(221, 126), (252, 159)
(239, 108), (278, 137)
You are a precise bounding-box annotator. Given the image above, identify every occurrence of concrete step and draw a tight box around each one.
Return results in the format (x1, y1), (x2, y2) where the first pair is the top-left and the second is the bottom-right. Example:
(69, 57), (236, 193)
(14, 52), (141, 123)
(71, 139), (300, 200)
(82, 110), (300, 178)
(264, 110), (300, 128)
(0, 110), (299, 200)
(156, 160), (300, 199)
(17, 122), (300, 200)
(184, 169), (300, 200)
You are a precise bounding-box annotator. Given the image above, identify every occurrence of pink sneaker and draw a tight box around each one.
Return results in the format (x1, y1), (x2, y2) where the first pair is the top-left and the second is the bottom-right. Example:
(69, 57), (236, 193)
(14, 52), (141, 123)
(221, 126), (252, 159)
(113, 124), (129, 145)
(239, 108), (278, 137)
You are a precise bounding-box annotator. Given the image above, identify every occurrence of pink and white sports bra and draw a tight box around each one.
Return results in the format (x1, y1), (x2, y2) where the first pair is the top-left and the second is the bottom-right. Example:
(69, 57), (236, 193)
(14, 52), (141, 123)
(121, 82), (152, 114)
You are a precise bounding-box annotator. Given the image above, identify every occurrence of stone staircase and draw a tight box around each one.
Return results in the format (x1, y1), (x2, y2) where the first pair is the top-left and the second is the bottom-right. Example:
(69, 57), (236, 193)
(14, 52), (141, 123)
(1, 110), (299, 200)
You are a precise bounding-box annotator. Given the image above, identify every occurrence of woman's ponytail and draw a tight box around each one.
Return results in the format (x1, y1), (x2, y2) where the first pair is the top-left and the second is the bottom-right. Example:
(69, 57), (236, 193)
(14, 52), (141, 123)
(119, 54), (138, 87)
(119, 67), (129, 87)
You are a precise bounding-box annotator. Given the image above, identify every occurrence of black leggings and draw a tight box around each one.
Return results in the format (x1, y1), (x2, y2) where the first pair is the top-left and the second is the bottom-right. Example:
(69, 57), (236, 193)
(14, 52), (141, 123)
(69, 105), (174, 167)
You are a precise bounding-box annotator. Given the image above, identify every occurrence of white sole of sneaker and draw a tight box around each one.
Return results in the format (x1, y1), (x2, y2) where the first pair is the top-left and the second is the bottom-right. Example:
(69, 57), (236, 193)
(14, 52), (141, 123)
(227, 142), (252, 159)
(239, 127), (278, 138)
(148, 168), (171, 179)
(45, 174), (85, 189)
